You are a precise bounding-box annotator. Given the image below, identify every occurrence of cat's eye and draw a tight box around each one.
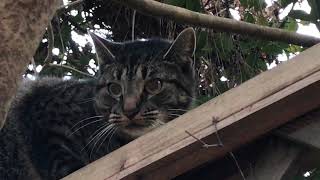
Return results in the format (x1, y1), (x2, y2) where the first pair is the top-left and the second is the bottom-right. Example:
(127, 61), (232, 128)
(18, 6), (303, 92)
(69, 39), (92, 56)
(145, 79), (162, 94)
(108, 82), (122, 97)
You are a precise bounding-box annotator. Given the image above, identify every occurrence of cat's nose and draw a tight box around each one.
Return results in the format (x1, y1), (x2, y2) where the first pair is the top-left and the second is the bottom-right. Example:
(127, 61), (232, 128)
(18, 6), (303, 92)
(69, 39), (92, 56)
(123, 96), (137, 112)
(123, 96), (140, 119)
(123, 109), (140, 120)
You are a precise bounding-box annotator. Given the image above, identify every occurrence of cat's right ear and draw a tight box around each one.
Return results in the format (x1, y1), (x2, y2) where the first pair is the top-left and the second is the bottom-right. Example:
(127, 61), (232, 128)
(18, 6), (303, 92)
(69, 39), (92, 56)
(88, 31), (121, 66)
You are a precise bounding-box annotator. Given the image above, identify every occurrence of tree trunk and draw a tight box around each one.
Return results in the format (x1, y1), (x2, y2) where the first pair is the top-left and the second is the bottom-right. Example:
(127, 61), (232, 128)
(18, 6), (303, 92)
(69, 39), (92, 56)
(0, 0), (62, 129)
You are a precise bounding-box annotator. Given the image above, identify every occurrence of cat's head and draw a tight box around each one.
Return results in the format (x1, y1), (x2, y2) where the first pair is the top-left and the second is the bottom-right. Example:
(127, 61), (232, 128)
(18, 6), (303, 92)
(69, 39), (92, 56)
(89, 28), (196, 140)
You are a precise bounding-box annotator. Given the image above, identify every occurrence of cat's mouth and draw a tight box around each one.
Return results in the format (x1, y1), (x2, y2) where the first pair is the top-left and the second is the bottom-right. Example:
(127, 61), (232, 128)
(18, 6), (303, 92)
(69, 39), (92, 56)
(108, 111), (165, 139)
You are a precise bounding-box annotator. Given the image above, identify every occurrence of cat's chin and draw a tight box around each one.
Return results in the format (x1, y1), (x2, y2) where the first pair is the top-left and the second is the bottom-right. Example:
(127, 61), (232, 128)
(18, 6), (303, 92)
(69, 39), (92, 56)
(117, 124), (160, 141)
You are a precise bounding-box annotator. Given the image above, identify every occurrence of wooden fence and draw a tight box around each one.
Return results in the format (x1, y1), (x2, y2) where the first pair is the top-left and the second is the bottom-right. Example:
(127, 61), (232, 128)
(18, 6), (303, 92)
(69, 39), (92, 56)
(63, 43), (320, 180)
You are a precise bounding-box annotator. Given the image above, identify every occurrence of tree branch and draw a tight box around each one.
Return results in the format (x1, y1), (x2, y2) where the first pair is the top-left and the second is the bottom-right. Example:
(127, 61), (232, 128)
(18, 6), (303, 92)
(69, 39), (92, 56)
(113, 0), (320, 47)
(48, 63), (94, 78)
(0, 0), (62, 129)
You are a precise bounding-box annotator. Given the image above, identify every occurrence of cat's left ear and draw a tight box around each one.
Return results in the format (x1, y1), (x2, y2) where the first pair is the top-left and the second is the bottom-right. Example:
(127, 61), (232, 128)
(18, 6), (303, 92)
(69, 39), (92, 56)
(88, 31), (122, 66)
(163, 27), (196, 58)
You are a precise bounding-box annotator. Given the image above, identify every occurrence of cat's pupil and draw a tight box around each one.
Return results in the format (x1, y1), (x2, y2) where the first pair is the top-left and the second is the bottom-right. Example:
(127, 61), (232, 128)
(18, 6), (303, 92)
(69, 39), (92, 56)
(145, 79), (162, 94)
(108, 82), (122, 97)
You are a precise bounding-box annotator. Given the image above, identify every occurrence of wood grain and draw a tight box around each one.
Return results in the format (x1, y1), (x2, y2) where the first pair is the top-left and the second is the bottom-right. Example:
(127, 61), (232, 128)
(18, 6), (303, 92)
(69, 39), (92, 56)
(63, 43), (320, 180)
(0, 0), (61, 129)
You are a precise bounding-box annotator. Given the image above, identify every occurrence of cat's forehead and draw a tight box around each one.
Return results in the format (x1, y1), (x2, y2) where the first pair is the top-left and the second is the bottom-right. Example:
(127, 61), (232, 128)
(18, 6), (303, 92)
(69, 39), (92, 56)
(114, 39), (171, 61)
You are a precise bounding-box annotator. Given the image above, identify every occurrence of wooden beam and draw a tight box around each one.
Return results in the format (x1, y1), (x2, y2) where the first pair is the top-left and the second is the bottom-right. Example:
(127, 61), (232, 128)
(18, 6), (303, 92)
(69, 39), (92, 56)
(275, 109), (320, 150)
(246, 139), (301, 180)
(63, 43), (320, 180)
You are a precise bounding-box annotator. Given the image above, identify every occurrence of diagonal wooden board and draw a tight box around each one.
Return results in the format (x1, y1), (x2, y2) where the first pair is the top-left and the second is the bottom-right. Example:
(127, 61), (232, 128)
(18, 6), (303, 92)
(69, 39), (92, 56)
(63, 43), (320, 180)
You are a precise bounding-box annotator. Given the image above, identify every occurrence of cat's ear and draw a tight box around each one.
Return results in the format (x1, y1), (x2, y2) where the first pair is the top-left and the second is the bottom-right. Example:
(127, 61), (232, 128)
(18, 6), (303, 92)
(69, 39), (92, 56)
(88, 31), (122, 65)
(163, 27), (196, 58)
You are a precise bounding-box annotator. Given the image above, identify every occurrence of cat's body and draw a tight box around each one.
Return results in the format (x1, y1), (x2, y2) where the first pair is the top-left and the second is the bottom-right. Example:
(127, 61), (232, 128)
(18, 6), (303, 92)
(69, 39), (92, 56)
(0, 28), (196, 179)
(0, 78), (108, 179)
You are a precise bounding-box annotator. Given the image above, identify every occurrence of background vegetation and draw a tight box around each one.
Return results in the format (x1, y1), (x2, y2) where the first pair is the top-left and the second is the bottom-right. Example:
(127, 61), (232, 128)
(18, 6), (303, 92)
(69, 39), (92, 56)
(30, 0), (319, 104)
(25, 0), (320, 179)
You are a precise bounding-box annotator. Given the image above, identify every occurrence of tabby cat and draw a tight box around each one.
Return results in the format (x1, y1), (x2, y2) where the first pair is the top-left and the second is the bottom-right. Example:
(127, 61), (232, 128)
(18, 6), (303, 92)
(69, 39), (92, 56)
(0, 28), (196, 180)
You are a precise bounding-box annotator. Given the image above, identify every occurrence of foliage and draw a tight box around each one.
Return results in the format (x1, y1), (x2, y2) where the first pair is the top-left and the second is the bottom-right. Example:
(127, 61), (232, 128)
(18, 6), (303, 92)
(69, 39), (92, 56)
(26, 0), (320, 178)
(30, 0), (316, 102)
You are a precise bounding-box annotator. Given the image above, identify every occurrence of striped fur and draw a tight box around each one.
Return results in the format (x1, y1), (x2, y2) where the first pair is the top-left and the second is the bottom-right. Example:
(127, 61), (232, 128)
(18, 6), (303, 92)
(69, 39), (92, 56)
(0, 28), (196, 179)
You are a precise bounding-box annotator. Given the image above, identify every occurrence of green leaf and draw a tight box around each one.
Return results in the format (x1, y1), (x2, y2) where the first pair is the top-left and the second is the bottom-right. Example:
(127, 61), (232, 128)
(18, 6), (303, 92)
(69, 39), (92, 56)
(79, 56), (90, 66)
(289, 10), (315, 21)
(73, 13), (84, 23)
(196, 30), (208, 52)
(256, 15), (268, 26)
(261, 42), (288, 55)
(257, 60), (267, 71)
(244, 12), (255, 23)
(252, 0), (266, 10)
(279, 0), (295, 7)
(284, 18), (298, 31)
(240, 0), (249, 7)
(240, 0), (265, 10)
(286, 44), (302, 53)
(164, 0), (202, 12)
(186, 0), (202, 12)
(164, 0), (186, 7)
(210, 33), (234, 60)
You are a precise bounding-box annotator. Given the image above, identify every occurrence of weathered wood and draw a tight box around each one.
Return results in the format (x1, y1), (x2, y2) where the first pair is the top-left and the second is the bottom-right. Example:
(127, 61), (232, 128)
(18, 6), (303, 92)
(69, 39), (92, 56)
(275, 109), (320, 150)
(63, 43), (320, 180)
(0, 0), (62, 128)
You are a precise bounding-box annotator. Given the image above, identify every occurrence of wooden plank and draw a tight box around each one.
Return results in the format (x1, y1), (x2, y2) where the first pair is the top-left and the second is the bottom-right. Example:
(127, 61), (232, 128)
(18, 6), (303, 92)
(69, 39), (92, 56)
(275, 109), (320, 149)
(144, 72), (320, 180)
(63, 44), (320, 180)
(246, 139), (301, 180)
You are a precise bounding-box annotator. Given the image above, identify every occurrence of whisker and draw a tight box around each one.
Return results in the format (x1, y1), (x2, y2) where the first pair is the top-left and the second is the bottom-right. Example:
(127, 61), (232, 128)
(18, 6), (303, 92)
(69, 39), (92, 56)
(167, 113), (182, 117)
(81, 124), (113, 152)
(156, 120), (165, 125)
(90, 125), (116, 159)
(151, 120), (165, 126)
(96, 127), (118, 153)
(68, 119), (105, 137)
(109, 114), (121, 119)
(167, 108), (188, 112)
(139, 116), (157, 120)
(142, 110), (159, 115)
(96, 127), (115, 153)
(150, 122), (157, 128)
(150, 120), (164, 128)
(107, 128), (118, 152)
(83, 124), (108, 144)
(70, 115), (104, 130)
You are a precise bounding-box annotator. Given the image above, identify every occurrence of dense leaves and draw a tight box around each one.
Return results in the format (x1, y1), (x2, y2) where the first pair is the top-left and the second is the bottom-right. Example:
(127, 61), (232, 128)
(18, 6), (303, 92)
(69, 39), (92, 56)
(29, 0), (319, 99)
(29, 0), (319, 98)
(27, 0), (320, 178)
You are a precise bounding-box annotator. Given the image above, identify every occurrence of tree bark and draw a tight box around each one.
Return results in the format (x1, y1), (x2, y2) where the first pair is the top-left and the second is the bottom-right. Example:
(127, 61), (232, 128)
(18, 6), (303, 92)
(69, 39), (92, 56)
(0, 0), (62, 129)
(114, 0), (320, 47)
